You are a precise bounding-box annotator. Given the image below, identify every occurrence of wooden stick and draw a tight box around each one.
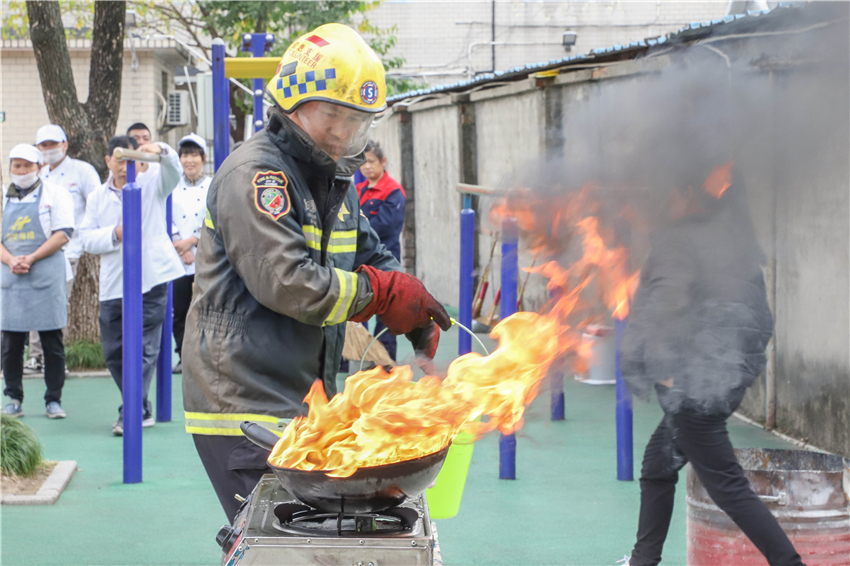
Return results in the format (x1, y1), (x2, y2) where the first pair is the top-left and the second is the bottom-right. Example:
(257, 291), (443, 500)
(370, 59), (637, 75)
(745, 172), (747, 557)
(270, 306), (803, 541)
(112, 147), (162, 163)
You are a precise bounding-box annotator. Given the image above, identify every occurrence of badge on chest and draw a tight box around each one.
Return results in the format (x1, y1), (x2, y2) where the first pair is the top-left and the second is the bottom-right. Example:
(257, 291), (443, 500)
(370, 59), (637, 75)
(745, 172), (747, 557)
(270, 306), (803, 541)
(253, 171), (291, 220)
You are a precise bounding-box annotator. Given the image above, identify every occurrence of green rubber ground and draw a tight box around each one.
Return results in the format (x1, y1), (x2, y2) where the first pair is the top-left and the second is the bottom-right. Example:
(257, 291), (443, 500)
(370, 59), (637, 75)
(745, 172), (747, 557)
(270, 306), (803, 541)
(1, 323), (797, 566)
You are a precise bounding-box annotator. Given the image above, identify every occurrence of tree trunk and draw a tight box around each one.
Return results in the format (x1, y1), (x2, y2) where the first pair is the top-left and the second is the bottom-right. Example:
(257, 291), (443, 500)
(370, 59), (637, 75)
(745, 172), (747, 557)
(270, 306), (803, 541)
(27, 0), (126, 343)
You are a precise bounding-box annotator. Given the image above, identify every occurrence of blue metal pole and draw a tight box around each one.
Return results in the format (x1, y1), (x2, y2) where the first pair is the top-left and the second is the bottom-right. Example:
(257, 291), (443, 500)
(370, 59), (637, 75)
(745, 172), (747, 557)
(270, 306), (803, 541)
(549, 287), (565, 421)
(499, 217), (518, 480)
(212, 38), (230, 172)
(550, 371), (565, 421)
(122, 160), (143, 484)
(459, 197), (474, 356)
(242, 33), (274, 133)
(155, 195), (173, 422)
(615, 317), (633, 481)
(252, 79), (265, 132)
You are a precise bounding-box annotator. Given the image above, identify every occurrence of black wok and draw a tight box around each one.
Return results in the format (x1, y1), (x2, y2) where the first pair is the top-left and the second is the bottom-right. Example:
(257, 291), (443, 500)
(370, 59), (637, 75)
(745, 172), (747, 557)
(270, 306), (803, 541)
(241, 421), (449, 514)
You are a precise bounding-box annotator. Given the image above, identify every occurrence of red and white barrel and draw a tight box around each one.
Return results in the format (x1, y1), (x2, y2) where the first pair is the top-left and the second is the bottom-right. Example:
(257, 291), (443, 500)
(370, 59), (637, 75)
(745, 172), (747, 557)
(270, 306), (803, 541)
(686, 448), (850, 566)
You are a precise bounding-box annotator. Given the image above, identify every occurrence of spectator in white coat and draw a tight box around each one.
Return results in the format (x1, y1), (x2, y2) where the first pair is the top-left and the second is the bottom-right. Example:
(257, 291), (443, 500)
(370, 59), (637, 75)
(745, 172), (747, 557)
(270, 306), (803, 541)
(170, 133), (211, 374)
(19, 124), (102, 374)
(79, 135), (185, 436)
(2, 144), (74, 419)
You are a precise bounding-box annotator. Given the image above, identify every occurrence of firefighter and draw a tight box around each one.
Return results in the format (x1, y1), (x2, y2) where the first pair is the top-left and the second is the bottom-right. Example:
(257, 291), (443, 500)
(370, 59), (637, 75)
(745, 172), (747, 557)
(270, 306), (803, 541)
(182, 23), (450, 521)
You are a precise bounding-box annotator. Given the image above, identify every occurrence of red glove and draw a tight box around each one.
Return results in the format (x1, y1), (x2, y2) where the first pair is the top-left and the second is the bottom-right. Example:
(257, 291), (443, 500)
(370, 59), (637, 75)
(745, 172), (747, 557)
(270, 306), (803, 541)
(351, 266), (451, 336)
(405, 322), (441, 359)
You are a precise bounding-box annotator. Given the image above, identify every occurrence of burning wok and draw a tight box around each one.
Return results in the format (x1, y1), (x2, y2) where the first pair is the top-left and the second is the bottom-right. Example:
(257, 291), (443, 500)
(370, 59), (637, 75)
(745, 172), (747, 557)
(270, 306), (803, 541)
(241, 421), (450, 514)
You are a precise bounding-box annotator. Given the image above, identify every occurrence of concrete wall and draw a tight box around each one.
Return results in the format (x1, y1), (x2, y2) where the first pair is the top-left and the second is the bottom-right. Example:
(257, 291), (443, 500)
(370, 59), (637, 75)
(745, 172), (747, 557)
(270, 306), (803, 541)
(410, 103), (461, 305)
(474, 88), (547, 313)
(374, 12), (850, 455)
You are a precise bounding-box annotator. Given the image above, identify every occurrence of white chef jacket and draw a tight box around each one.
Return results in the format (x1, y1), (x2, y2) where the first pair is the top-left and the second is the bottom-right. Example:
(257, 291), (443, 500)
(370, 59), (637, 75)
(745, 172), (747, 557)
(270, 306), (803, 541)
(39, 156), (101, 259)
(79, 143), (186, 302)
(171, 174), (211, 276)
(3, 179), (75, 281)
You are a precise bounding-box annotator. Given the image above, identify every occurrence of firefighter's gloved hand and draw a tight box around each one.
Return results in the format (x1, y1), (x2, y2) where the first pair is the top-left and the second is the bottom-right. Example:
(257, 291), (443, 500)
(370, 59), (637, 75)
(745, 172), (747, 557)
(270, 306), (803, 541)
(405, 321), (441, 359)
(351, 265), (451, 335)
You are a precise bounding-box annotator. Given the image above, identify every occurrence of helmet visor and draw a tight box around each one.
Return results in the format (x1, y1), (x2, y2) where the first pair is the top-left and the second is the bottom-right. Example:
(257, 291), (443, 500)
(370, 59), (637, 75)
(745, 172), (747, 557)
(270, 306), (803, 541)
(295, 101), (375, 160)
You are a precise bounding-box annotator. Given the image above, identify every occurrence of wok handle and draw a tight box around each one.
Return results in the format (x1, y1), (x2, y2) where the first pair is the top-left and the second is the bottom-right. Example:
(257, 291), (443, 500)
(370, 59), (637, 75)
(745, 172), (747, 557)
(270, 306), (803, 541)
(240, 421), (279, 452)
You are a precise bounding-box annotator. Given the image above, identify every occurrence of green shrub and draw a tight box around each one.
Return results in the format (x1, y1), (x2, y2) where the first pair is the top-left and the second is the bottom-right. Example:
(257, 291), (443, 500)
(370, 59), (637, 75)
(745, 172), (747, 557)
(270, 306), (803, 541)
(65, 339), (105, 370)
(1, 413), (43, 477)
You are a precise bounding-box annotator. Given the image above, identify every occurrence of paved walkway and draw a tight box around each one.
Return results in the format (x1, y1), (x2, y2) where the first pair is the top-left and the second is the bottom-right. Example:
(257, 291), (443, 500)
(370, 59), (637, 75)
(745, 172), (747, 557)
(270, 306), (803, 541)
(1, 325), (798, 565)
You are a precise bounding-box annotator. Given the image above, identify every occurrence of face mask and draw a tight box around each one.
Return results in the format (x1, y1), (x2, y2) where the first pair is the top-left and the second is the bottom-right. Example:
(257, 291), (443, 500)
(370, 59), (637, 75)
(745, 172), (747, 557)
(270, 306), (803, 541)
(11, 171), (39, 189)
(42, 147), (65, 165)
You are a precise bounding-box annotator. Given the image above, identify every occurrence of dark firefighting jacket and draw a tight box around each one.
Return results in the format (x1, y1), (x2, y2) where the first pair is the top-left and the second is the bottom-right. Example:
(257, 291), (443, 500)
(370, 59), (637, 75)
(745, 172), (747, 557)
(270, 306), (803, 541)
(356, 172), (406, 260)
(182, 109), (400, 436)
(619, 187), (774, 416)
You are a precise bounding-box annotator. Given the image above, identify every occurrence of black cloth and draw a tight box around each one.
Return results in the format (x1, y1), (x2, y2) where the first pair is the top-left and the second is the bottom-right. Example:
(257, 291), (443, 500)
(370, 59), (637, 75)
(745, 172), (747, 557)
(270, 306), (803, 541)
(623, 183), (802, 565)
(2, 329), (65, 404)
(630, 387), (803, 566)
(172, 274), (194, 358)
(192, 434), (271, 523)
(621, 185), (774, 416)
(99, 283), (168, 418)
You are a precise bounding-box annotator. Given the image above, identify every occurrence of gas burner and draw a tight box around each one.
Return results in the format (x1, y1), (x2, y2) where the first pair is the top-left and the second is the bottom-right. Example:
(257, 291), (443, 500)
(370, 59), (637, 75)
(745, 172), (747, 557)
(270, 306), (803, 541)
(273, 502), (421, 537)
(218, 476), (439, 566)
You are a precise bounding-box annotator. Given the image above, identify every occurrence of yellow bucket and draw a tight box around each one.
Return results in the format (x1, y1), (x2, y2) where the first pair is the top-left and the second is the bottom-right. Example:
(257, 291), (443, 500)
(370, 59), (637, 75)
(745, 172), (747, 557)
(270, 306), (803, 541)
(426, 430), (475, 519)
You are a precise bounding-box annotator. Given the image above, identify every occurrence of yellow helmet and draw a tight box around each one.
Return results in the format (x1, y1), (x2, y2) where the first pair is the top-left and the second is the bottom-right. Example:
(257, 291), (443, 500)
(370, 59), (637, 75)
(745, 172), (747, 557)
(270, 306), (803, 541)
(268, 23), (386, 114)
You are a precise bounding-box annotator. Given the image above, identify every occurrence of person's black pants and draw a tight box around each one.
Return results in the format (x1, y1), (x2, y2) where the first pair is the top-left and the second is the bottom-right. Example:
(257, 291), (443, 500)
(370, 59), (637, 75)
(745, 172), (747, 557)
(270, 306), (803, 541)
(2, 329), (65, 405)
(172, 274), (194, 360)
(192, 434), (271, 523)
(630, 405), (804, 566)
(98, 284), (168, 418)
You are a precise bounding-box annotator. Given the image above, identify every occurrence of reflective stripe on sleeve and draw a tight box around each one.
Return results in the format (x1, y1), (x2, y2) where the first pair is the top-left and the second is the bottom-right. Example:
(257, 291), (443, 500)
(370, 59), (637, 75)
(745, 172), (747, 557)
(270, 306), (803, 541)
(184, 411), (290, 436)
(204, 208), (215, 229)
(324, 268), (358, 326)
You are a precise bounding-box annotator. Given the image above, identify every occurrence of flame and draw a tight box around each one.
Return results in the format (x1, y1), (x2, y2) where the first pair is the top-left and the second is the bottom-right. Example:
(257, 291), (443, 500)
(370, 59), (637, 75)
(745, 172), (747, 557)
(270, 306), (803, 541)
(269, 189), (640, 478)
(703, 161), (733, 199)
(270, 311), (567, 477)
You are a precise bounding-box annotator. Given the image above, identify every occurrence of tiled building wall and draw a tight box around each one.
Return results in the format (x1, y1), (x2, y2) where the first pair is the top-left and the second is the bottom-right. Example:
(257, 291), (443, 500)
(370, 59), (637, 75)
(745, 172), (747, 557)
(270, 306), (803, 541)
(0, 47), (174, 174)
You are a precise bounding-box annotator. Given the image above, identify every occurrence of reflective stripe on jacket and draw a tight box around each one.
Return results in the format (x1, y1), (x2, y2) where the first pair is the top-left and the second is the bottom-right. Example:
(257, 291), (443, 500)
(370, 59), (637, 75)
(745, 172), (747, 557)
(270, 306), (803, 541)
(182, 109), (400, 436)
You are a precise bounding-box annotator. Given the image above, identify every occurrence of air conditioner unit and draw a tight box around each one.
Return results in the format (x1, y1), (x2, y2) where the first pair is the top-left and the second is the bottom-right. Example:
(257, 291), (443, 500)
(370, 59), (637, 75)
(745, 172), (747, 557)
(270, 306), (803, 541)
(166, 91), (189, 126)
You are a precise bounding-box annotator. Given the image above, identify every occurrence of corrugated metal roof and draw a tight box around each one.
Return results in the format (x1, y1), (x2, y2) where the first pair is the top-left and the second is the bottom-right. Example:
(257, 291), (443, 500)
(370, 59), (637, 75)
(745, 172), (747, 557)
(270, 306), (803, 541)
(387, 4), (797, 104)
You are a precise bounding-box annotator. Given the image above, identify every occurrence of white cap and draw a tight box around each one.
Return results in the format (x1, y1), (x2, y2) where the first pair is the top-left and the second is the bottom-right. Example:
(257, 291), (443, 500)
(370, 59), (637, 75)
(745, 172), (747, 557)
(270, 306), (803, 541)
(9, 144), (43, 164)
(35, 124), (68, 145)
(178, 133), (207, 153)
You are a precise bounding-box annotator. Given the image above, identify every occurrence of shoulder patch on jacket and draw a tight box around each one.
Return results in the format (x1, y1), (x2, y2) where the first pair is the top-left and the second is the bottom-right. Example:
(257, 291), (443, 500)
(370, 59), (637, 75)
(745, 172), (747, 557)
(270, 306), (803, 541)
(253, 171), (290, 220)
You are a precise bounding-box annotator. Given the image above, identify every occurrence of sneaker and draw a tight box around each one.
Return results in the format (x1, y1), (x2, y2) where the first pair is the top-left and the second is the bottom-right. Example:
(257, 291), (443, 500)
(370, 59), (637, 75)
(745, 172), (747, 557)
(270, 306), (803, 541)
(3, 401), (24, 417)
(616, 556), (631, 566)
(142, 414), (155, 428)
(45, 401), (66, 419)
(23, 357), (42, 374)
(112, 419), (123, 436)
(172, 360), (182, 374)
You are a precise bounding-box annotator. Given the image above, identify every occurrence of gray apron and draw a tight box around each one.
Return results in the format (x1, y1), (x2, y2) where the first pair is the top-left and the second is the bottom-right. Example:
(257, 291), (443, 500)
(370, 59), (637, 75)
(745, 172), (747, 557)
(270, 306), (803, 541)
(1, 182), (67, 332)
